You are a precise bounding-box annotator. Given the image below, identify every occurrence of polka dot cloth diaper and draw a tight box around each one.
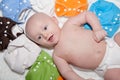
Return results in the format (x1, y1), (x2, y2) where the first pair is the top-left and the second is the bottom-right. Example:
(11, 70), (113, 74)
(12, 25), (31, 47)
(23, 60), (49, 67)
(84, 1), (120, 38)
(0, 17), (17, 51)
(55, 0), (88, 17)
(0, 0), (31, 22)
(26, 50), (63, 80)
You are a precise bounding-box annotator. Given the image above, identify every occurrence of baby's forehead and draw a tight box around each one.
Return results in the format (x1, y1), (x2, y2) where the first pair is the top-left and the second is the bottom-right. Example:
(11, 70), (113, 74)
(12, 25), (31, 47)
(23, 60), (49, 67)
(26, 12), (49, 30)
(29, 13), (48, 24)
(30, 13), (41, 20)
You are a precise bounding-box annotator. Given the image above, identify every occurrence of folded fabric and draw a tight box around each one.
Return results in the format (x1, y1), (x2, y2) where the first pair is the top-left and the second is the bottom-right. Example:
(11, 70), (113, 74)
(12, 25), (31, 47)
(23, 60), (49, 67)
(30, 0), (55, 16)
(84, 0), (120, 38)
(4, 34), (41, 74)
(55, 0), (88, 17)
(0, 0), (31, 22)
(26, 50), (63, 80)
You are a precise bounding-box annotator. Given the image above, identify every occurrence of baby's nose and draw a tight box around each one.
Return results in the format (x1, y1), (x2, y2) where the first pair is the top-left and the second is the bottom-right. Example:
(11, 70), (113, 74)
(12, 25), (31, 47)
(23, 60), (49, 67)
(43, 33), (48, 39)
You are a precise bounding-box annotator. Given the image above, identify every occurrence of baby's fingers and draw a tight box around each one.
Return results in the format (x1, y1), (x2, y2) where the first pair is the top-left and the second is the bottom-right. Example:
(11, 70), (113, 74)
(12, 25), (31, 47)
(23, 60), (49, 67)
(94, 30), (107, 42)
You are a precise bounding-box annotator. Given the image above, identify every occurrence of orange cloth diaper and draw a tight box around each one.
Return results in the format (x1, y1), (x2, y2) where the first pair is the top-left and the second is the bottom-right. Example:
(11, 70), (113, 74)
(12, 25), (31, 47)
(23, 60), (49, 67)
(55, 0), (88, 17)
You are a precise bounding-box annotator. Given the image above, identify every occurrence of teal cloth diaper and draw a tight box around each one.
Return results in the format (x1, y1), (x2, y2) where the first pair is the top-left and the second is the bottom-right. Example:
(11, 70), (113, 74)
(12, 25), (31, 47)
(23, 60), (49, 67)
(84, 0), (120, 38)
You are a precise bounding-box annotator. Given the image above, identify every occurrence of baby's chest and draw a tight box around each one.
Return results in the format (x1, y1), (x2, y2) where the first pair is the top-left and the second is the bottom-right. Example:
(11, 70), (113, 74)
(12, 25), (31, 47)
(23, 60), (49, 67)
(61, 32), (93, 47)
(59, 37), (93, 56)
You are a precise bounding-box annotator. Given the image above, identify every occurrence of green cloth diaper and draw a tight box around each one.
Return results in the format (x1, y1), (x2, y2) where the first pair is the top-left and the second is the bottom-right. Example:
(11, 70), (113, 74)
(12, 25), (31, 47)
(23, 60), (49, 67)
(25, 50), (63, 80)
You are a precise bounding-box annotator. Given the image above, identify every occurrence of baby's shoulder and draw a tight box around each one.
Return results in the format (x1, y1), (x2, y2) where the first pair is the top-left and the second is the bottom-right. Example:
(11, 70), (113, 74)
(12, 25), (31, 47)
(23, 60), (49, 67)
(64, 17), (75, 24)
(62, 20), (75, 28)
(53, 48), (63, 57)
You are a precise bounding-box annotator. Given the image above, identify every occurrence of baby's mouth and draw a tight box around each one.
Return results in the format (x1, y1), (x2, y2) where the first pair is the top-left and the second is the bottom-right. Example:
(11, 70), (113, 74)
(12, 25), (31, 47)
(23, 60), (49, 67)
(48, 34), (54, 42)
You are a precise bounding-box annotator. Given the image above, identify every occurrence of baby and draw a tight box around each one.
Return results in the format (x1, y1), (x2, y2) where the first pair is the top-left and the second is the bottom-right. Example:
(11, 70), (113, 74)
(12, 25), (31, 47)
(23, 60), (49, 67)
(25, 11), (120, 80)
(114, 32), (120, 46)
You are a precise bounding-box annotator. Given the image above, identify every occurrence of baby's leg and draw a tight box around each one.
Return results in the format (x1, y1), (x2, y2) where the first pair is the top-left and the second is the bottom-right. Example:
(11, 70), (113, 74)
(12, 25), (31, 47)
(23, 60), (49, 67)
(104, 68), (120, 80)
(114, 32), (120, 46)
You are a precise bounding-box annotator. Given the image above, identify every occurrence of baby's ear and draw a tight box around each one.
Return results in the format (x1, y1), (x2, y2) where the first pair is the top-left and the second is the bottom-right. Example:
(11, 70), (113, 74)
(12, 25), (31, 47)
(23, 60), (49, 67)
(51, 16), (58, 24)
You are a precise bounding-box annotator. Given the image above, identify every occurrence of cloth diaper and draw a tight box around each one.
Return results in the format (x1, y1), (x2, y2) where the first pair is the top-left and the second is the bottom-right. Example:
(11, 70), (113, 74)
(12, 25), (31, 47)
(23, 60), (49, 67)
(26, 50), (63, 80)
(0, 17), (17, 51)
(0, 0), (31, 22)
(84, 0), (120, 38)
(4, 34), (41, 74)
(55, 0), (88, 17)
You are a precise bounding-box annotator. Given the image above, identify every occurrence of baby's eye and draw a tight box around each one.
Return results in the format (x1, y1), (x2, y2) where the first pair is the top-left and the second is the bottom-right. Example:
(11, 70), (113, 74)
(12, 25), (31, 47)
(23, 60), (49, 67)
(38, 36), (41, 40)
(44, 25), (48, 30)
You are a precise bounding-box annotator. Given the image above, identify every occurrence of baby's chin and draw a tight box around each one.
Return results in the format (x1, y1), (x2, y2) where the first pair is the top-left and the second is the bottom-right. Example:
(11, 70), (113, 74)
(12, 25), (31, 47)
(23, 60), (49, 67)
(47, 43), (57, 49)
(40, 43), (57, 49)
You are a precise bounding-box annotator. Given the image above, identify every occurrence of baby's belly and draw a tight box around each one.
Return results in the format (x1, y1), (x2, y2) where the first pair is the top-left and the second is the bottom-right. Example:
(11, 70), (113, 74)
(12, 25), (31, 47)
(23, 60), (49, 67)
(61, 28), (107, 69)
(65, 42), (106, 69)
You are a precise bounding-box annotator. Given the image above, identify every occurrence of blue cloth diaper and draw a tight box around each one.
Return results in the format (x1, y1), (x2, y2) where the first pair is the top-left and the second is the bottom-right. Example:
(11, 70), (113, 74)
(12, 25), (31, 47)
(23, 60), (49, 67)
(0, 0), (31, 22)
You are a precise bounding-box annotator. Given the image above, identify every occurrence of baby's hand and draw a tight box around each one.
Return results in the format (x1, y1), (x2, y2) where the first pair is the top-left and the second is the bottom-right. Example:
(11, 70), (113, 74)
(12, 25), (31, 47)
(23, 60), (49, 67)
(93, 29), (107, 42)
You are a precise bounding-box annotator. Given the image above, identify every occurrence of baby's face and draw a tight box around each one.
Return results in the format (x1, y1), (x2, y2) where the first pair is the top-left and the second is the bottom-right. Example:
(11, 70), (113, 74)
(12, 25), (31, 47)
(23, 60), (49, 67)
(26, 13), (61, 48)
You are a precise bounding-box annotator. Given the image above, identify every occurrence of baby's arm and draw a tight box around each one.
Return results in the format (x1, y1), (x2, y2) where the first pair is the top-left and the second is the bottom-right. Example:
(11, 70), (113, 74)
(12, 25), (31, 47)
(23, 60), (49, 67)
(67, 11), (107, 42)
(53, 53), (84, 80)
